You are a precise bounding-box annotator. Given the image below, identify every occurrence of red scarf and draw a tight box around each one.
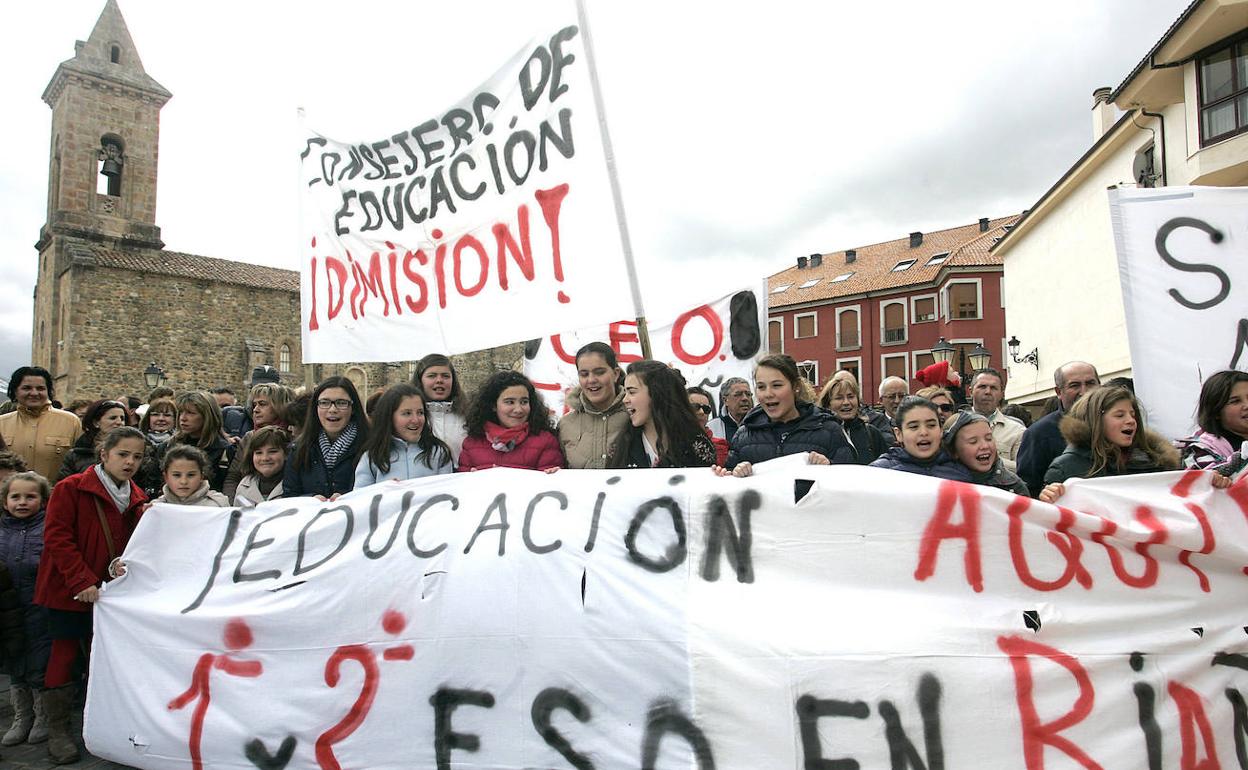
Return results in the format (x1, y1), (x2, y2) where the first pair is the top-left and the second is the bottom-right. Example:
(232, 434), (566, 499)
(485, 421), (530, 453)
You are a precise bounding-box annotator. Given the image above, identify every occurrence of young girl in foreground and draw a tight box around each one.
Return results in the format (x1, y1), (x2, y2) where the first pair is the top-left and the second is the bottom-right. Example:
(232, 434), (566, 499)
(355, 384), (453, 486)
(0, 471), (52, 748)
(35, 427), (149, 764)
(153, 445), (230, 507)
(458, 372), (564, 472)
(942, 411), (1028, 494)
(232, 426), (289, 507)
(609, 361), (715, 469)
(869, 397), (971, 481)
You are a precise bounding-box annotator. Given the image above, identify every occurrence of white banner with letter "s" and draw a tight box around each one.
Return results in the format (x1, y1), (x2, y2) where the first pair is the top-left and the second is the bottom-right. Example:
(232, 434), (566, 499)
(86, 461), (1248, 768)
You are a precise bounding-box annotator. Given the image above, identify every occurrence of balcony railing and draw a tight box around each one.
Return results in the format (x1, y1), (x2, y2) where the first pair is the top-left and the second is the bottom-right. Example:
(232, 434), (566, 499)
(883, 328), (906, 343)
(836, 332), (860, 349)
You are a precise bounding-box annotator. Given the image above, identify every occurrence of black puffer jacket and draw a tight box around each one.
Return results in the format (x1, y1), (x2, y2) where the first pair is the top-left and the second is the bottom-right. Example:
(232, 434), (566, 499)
(57, 433), (98, 482)
(726, 403), (856, 469)
(833, 414), (892, 465)
(1043, 415), (1181, 485)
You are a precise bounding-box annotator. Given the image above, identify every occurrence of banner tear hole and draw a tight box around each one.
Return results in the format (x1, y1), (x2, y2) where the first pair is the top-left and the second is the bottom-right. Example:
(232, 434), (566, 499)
(1192, 627), (1205, 638)
(127, 734), (149, 752)
(1023, 610), (1041, 632)
(1130, 652), (1145, 672)
(794, 479), (815, 505)
(244, 735), (296, 769)
(422, 570), (447, 601)
(269, 581), (305, 593)
(668, 475), (685, 486)
(581, 569), (587, 607)
(1243, 626), (1248, 635)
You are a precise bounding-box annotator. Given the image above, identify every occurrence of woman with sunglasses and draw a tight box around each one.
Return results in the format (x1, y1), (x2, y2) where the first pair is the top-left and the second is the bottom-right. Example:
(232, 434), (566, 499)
(283, 377), (367, 500)
(687, 386), (729, 466)
(916, 386), (958, 419)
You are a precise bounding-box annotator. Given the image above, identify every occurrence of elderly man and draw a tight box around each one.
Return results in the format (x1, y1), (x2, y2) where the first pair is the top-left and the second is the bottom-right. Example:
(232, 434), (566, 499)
(970, 368), (1025, 472)
(1016, 361), (1100, 497)
(708, 377), (753, 442)
(0, 366), (82, 480)
(864, 376), (908, 434)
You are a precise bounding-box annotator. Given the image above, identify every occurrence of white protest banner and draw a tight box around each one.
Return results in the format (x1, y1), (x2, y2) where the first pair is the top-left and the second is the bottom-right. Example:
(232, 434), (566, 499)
(1111, 185), (1248, 439)
(86, 461), (1248, 768)
(524, 286), (767, 415)
(298, 22), (637, 361)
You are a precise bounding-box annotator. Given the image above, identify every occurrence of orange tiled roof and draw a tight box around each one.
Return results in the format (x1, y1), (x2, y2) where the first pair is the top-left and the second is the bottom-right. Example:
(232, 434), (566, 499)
(69, 242), (299, 293)
(768, 215), (1020, 308)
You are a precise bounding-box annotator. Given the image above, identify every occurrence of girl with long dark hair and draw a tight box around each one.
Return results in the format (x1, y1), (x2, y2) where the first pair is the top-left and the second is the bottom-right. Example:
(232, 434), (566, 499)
(610, 361), (715, 469)
(355, 383), (453, 486)
(283, 377), (367, 500)
(413, 354), (468, 464)
(57, 400), (128, 481)
(458, 371), (563, 472)
(1176, 369), (1248, 475)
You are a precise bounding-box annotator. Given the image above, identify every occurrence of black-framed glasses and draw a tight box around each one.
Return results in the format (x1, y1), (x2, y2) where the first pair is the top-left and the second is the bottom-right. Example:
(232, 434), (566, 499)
(316, 399), (352, 411)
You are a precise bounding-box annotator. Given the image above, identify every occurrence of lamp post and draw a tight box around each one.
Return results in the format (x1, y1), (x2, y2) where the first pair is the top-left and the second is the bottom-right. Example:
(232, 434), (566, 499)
(929, 338), (991, 404)
(143, 362), (166, 390)
(1007, 336), (1040, 369)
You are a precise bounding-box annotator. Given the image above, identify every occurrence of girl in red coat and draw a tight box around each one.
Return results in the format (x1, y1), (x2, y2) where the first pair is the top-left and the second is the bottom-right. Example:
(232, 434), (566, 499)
(35, 426), (148, 764)
(457, 372), (564, 472)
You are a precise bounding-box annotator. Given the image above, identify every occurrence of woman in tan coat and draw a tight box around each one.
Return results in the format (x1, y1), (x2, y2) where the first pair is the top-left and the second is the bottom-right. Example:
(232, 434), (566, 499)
(558, 343), (630, 469)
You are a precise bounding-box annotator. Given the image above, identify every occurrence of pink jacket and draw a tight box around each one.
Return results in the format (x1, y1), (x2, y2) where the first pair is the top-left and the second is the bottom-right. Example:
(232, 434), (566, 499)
(457, 431), (565, 472)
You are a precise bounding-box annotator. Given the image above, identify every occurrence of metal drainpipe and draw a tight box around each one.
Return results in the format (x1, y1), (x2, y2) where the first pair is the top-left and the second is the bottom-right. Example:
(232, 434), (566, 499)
(1139, 108), (1167, 187)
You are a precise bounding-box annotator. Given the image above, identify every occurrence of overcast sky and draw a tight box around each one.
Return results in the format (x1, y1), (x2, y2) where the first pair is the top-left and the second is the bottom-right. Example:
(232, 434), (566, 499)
(0, 0), (1189, 379)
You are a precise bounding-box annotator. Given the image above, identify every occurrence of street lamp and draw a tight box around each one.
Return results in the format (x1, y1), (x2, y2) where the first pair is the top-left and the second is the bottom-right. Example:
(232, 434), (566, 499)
(929, 337), (992, 401)
(143, 362), (165, 390)
(1007, 336), (1040, 369)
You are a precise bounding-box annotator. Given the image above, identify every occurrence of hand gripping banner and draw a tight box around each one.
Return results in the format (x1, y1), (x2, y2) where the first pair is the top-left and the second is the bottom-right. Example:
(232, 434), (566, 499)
(299, 21), (636, 361)
(85, 460), (1248, 768)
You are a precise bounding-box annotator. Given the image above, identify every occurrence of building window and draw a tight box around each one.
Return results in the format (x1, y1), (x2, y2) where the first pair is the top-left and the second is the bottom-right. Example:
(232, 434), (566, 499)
(279, 344), (291, 372)
(1134, 143), (1157, 188)
(836, 307), (860, 350)
(830, 272), (854, 283)
(891, 259), (917, 272)
(110, 44), (121, 64)
(97, 135), (124, 197)
(797, 360), (819, 387)
(882, 353), (908, 382)
(1199, 38), (1248, 145)
(795, 312), (817, 339)
(946, 280), (981, 320)
(912, 295), (937, 323)
(881, 301), (906, 344)
(799, 278), (821, 289)
(768, 319), (783, 353)
(926, 252), (950, 266)
(913, 351), (935, 374)
(771, 284), (792, 294)
(836, 357), (861, 385)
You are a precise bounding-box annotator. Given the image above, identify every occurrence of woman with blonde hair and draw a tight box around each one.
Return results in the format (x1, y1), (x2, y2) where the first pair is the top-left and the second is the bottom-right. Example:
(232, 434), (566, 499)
(818, 375), (891, 464)
(153, 392), (235, 493)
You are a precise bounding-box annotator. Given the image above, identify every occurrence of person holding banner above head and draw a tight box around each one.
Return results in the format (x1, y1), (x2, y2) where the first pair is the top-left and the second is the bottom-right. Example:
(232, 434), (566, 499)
(869, 397), (972, 481)
(1039, 386), (1197, 504)
(942, 411), (1028, 495)
(34, 426), (149, 765)
(609, 361), (716, 469)
(413, 354), (468, 465)
(355, 383), (454, 486)
(1175, 370), (1248, 477)
(283, 377), (367, 501)
(458, 372), (564, 472)
(559, 342), (630, 469)
(818, 373), (891, 464)
(714, 355), (855, 477)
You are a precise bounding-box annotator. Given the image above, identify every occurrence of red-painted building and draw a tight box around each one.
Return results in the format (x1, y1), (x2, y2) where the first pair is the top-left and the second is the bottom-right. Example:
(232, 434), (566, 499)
(767, 215), (1020, 406)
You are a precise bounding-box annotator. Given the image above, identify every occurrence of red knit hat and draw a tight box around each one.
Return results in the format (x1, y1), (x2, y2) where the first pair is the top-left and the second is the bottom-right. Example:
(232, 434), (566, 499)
(915, 360), (961, 389)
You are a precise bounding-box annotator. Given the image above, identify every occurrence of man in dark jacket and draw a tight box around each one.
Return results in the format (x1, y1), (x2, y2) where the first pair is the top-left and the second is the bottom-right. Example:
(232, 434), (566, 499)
(1016, 361), (1099, 496)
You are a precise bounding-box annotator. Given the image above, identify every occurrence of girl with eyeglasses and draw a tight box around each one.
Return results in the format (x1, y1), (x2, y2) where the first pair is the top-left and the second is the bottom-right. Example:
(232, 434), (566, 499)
(283, 377), (367, 500)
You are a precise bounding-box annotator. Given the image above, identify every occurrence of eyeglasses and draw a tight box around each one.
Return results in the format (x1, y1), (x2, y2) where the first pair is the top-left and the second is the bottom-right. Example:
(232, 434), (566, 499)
(692, 404), (713, 414)
(316, 399), (352, 411)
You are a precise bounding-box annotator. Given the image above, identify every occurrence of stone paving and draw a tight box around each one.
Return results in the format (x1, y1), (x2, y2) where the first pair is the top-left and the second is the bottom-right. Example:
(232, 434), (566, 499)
(0, 676), (133, 769)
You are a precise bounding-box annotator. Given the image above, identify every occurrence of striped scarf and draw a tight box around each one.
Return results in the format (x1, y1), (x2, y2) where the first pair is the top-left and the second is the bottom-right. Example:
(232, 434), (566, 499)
(318, 422), (358, 470)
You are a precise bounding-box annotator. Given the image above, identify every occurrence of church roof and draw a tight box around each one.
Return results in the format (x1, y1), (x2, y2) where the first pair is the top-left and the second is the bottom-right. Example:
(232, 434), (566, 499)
(43, 0), (171, 105)
(67, 241), (299, 293)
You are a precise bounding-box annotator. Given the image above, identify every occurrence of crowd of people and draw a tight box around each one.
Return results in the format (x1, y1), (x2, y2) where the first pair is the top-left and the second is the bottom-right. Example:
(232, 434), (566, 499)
(0, 351), (1242, 763)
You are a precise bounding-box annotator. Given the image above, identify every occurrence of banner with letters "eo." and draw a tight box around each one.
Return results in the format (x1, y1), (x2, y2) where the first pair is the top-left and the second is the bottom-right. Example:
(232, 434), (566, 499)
(85, 460), (1248, 768)
(299, 23), (636, 362)
(524, 286), (767, 416)
(1111, 185), (1248, 439)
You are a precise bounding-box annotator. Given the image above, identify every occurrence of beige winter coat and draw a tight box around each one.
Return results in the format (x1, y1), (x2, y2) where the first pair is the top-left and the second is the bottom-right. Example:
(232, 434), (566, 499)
(558, 387), (630, 469)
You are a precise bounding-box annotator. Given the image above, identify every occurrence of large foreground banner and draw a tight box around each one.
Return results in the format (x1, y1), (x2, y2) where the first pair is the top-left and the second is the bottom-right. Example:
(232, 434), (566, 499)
(86, 460), (1248, 768)
(524, 286), (767, 415)
(1111, 185), (1248, 439)
(299, 21), (636, 361)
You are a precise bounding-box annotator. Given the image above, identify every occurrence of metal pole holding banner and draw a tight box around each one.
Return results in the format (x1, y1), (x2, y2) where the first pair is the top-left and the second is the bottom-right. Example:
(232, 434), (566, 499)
(574, 0), (652, 359)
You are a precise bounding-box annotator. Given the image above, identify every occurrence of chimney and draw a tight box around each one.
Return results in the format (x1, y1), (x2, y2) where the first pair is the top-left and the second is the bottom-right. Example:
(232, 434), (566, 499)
(809, 253), (822, 267)
(796, 256), (808, 269)
(909, 231), (923, 248)
(1092, 87), (1115, 141)
(845, 249), (856, 264)
(979, 217), (989, 232)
